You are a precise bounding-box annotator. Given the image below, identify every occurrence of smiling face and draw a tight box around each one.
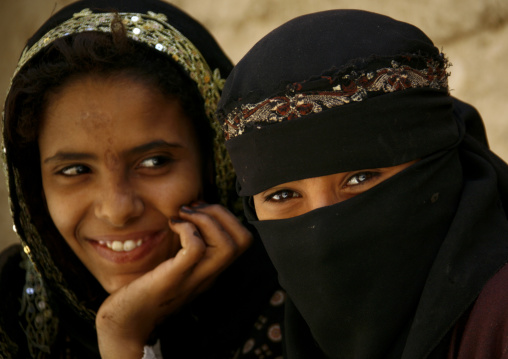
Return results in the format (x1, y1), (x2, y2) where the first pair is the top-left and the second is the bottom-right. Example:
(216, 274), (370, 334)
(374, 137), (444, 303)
(253, 161), (417, 220)
(38, 75), (203, 293)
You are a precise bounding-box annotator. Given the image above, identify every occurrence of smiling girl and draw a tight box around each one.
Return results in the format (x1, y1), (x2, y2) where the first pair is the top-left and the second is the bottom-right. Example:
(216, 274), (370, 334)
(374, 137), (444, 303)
(0, 1), (281, 358)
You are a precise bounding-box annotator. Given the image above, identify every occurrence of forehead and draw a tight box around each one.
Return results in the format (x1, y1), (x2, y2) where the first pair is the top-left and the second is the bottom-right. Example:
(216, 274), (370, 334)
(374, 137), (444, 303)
(38, 75), (197, 153)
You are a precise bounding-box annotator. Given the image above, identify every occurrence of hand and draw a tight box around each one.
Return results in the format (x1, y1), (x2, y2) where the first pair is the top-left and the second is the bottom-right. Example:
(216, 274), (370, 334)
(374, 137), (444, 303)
(96, 203), (252, 358)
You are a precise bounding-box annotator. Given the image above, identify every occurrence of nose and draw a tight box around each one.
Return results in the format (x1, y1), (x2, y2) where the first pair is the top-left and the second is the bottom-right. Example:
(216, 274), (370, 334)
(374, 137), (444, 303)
(94, 175), (144, 227)
(308, 193), (339, 212)
(306, 177), (342, 212)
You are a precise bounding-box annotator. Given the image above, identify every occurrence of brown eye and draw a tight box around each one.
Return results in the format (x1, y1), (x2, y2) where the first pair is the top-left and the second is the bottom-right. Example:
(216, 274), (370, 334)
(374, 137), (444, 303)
(138, 155), (173, 168)
(267, 190), (300, 202)
(60, 164), (90, 176)
(345, 172), (378, 186)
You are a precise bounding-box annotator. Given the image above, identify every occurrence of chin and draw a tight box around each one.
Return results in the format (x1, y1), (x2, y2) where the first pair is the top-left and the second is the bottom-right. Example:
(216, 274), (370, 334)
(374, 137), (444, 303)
(99, 272), (146, 294)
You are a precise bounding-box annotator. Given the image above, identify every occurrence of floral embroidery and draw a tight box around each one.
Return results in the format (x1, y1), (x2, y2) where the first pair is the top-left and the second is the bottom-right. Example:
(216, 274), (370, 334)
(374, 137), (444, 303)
(242, 339), (256, 354)
(223, 59), (449, 140)
(269, 290), (285, 306)
(236, 289), (285, 358)
(267, 324), (282, 342)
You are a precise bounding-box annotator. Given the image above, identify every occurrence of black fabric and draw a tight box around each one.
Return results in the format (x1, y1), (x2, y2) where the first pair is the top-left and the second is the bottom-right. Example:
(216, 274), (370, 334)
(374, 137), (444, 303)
(0, 245), (26, 357)
(245, 148), (508, 358)
(218, 9), (508, 359)
(218, 9), (439, 114)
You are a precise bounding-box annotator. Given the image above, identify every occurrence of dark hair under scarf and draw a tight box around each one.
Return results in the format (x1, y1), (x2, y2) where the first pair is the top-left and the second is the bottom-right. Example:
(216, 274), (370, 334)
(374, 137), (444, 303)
(217, 10), (508, 359)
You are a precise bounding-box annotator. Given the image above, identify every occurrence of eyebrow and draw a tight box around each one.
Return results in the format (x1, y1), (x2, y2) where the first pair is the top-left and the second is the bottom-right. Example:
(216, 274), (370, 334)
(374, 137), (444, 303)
(43, 140), (183, 164)
(126, 140), (183, 157)
(43, 152), (97, 164)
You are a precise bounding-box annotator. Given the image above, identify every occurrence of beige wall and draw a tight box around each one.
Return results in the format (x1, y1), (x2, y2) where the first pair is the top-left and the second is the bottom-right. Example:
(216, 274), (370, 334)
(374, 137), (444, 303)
(1, 0), (508, 251)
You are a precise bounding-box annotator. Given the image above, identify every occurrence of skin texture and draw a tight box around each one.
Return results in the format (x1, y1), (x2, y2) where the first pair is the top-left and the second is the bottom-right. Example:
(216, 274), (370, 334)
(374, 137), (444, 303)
(38, 75), (252, 357)
(254, 161), (417, 220)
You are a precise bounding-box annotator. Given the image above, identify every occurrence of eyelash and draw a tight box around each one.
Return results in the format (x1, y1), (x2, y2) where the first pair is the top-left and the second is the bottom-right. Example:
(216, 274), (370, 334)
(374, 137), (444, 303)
(264, 171), (381, 202)
(137, 155), (173, 169)
(58, 164), (90, 177)
(344, 171), (379, 187)
(264, 189), (300, 203)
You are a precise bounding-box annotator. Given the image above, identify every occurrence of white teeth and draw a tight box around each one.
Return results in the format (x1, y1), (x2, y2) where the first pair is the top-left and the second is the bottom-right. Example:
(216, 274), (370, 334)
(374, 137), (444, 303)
(103, 239), (144, 252)
(123, 240), (136, 252)
(112, 241), (124, 252)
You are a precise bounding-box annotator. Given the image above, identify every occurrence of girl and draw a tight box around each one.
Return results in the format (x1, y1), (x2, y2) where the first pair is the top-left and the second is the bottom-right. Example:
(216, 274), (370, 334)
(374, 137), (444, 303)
(0, 0), (281, 358)
(218, 9), (508, 359)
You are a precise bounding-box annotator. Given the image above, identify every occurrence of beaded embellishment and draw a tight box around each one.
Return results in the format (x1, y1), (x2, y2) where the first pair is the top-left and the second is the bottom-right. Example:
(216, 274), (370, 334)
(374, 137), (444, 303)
(14, 8), (223, 122)
(19, 256), (59, 359)
(222, 59), (449, 140)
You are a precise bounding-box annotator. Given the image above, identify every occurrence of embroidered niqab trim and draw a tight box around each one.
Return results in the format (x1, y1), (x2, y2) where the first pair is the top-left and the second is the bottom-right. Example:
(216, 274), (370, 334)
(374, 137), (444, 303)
(223, 58), (449, 140)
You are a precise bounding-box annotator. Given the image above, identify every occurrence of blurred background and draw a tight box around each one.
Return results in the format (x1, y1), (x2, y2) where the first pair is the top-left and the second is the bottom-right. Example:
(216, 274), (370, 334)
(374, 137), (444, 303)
(1, 0), (508, 252)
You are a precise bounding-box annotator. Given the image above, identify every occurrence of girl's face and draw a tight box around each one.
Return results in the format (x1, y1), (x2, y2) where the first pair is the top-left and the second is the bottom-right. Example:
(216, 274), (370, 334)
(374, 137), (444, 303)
(38, 75), (203, 293)
(253, 161), (417, 220)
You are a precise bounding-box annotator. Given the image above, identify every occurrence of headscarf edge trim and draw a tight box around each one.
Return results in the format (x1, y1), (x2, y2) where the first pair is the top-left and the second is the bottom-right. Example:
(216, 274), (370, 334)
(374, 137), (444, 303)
(222, 56), (450, 140)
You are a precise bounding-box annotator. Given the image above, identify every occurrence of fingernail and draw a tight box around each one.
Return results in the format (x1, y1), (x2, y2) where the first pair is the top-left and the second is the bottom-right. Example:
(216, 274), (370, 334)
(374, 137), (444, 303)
(190, 200), (208, 209)
(170, 217), (186, 224)
(180, 206), (195, 214)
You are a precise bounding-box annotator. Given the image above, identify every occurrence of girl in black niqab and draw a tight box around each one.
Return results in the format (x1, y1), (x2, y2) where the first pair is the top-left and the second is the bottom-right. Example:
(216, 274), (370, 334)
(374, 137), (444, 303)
(218, 9), (508, 359)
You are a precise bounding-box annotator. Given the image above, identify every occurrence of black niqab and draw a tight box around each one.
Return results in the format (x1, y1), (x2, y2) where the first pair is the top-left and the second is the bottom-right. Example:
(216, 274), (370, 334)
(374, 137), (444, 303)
(218, 9), (508, 359)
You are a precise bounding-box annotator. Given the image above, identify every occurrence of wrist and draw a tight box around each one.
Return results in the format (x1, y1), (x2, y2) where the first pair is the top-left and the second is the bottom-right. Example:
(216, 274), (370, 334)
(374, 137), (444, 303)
(96, 313), (151, 359)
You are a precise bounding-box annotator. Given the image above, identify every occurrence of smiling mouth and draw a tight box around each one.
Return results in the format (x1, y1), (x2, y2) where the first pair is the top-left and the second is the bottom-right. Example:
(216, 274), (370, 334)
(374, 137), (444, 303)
(98, 239), (144, 252)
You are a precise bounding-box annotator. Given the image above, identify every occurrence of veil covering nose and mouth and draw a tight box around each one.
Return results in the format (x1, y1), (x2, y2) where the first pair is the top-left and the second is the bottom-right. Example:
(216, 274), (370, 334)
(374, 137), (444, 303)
(217, 9), (508, 359)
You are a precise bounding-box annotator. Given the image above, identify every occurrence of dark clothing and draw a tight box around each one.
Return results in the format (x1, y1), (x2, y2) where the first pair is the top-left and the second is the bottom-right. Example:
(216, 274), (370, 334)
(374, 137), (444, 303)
(0, 242), (283, 359)
(448, 262), (508, 359)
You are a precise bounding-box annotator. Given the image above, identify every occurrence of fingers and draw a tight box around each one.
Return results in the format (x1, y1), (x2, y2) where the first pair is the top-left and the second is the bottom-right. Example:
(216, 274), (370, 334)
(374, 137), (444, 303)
(156, 218), (207, 280)
(179, 203), (253, 254)
(133, 203), (254, 310)
(167, 203), (252, 290)
(96, 204), (253, 353)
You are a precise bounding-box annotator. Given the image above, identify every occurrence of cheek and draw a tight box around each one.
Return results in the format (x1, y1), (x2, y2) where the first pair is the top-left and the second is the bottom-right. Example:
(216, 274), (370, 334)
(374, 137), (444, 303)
(253, 195), (269, 220)
(42, 179), (85, 242)
(45, 194), (78, 237)
(146, 165), (203, 216)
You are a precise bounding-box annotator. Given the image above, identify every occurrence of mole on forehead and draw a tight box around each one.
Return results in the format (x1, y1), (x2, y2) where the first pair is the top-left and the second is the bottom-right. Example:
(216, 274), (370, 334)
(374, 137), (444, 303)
(104, 148), (120, 170)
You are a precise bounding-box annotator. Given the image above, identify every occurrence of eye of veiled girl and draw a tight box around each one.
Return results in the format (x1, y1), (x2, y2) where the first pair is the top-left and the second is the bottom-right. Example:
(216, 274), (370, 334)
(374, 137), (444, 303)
(345, 171), (379, 186)
(266, 189), (300, 202)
